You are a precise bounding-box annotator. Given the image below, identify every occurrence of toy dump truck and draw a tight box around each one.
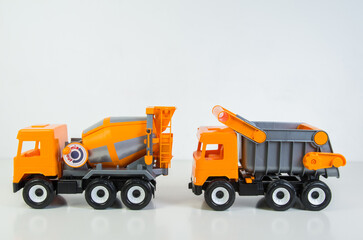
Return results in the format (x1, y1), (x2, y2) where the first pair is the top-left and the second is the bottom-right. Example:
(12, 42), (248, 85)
(13, 106), (176, 209)
(189, 106), (346, 211)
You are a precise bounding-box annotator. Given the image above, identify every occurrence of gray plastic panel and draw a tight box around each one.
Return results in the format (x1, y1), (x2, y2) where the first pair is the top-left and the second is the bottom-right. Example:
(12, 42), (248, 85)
(83, 117), (146, 135)
(114, 136), (146, 160)
(253, 121), (301, 130)
(88, 145), (112, 163)
(241, 121), (336, 177)
(109, 117), (146, 123)
(82, 167), (155, 180)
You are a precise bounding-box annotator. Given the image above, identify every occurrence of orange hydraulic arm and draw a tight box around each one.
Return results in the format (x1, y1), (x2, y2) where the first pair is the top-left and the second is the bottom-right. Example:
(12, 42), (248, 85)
(212, 105), (266, 143)
(303, 152), (346, 170)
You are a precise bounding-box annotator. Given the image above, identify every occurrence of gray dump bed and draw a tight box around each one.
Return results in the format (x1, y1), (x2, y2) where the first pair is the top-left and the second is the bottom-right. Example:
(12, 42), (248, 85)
(240, 121), (339, 178)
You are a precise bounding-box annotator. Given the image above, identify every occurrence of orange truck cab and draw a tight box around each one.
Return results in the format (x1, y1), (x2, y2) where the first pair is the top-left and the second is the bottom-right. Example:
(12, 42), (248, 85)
(13, 124), (68, 192)
(192, 126), (238, 188)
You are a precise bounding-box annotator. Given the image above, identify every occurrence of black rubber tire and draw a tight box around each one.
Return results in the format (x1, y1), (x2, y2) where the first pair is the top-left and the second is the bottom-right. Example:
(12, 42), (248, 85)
(204, 180), (236, 211)
(121, 179), (152, 210)
(265, 180), (296, 211)
(22, 178), (55, 209)
(300, 180), (331, 211)
(85, 179), (116, 210)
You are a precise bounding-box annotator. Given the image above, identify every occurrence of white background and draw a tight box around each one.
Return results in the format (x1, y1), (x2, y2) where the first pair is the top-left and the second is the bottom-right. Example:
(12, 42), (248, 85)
(1, 1), (363, 239)
(0, 0), (362, 162)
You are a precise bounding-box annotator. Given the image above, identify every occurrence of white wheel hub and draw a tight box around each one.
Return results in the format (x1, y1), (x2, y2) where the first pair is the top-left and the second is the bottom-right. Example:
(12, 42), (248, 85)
(211, 187), (229, 205)
(29, 185), (47, 203)
(308, 187), (326, 205)
(127, 186), (146, 204)
(91, 186), (109, 204)
(272, 187), (291, 205)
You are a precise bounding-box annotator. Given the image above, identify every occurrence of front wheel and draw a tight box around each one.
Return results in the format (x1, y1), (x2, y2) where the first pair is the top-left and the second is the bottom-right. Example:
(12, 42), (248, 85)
(265, 180), (296, 211)
(85, 179), (117, 209)
(300, 180), (331, 211)
(23, 178), (55, 209)
(121, 179), (152, 210)
(204, 180), (236, 211)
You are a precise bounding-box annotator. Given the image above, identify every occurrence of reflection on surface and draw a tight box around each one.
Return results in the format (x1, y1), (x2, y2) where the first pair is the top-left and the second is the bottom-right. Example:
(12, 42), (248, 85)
(48, 195), (67, 208)
(13, 194), (331, 240)
(14, 207), (156, 240)
(13, 193), (158, 240)
(187, 199), (331, 240)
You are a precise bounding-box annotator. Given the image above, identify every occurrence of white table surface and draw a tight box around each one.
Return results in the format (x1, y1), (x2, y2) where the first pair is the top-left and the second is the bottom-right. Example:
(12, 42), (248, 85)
(0, 159), (360, 240)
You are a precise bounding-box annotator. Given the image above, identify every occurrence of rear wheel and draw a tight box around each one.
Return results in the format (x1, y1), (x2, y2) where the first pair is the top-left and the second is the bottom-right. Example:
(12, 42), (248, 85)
(121, 179), (152, 210)
(23, 178), (55, 209)
(85, 179), (116, 209)
(265, 180), (296, 211)
(300, 180), (331, 211)
(204, 180), (235, 211)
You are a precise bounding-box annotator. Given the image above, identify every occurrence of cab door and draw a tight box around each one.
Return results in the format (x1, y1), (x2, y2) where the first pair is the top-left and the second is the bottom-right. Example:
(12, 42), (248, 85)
(193, 140), (238, 186)
(13, 137), (58, 184)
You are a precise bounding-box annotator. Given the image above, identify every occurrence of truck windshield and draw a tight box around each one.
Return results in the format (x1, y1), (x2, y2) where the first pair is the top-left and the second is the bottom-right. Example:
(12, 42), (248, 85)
(19, 141), (40, 157)
(205, 144), (224, 160)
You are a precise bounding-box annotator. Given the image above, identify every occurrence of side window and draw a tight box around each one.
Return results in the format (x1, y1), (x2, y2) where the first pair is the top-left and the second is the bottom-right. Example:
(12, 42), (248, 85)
(197, 142), (203, 151)
(206, 144), (219, 151)
(205, 144), (224, 160)
(20, 141), (41, 157)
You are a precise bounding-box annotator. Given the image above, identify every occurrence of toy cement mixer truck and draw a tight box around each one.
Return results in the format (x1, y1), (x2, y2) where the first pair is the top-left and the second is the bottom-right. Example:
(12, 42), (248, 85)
(189, 106), (346, 211)
(13, 106), (176, 209)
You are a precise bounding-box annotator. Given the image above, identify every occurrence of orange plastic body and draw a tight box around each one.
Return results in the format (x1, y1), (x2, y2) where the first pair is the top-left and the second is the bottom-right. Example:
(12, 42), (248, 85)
(303, 152), (346, 170)
(82, 117), (148, 168)
(13, 124), (68, 184)
(192, 126), (238, 186)
(81, 106), (175, 168)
